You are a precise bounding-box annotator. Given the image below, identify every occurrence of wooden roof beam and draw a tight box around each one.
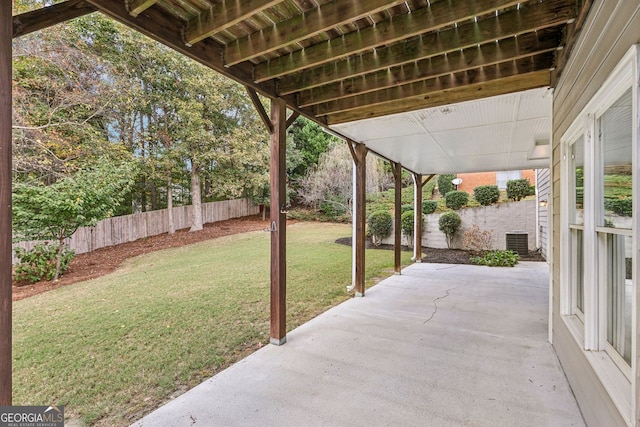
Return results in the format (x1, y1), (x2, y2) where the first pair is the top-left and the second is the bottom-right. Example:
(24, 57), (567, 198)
(299, 28), (562, 107)
(12, 0), (96, 38)
(223, 0), (408, 66)
(278, 0), (575, 94)
(255, 0), (530, 83)
(184, 0), (282, 47)
(126, 0), (158, 18)
(326, 70), (551, 125)
(317, 52), (555, 116)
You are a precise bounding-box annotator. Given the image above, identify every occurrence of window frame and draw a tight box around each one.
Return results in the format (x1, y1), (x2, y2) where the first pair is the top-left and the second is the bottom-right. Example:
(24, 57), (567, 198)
(560, 45), (639, 424)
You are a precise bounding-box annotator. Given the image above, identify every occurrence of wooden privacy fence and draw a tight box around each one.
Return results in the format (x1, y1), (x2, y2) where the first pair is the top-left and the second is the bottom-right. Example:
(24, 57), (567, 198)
(12, 198), (258, 264)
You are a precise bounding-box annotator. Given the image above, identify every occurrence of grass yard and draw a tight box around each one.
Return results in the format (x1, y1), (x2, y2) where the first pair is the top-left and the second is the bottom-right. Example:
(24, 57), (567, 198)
(12, 222), (411, 426)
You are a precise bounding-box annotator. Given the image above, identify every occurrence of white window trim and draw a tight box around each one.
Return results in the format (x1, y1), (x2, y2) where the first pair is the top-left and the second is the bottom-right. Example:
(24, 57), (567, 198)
(560, 45), (639, 425)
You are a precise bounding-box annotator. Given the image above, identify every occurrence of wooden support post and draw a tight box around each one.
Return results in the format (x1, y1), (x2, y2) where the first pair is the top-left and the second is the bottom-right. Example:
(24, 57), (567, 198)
(413, 173), (423, 262)
(0, 0), (12, 405)
(391, 162), (402, 274)
(350, 141), (367, 296)
(269, 98), (287, 345)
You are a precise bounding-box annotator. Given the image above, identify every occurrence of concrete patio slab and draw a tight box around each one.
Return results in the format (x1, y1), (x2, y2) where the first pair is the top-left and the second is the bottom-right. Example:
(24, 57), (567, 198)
(132, 262), (584, 427)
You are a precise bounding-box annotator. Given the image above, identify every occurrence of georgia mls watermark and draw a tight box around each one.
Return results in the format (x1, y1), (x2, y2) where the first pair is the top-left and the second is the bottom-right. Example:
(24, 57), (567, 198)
(0, 406), (64, 427)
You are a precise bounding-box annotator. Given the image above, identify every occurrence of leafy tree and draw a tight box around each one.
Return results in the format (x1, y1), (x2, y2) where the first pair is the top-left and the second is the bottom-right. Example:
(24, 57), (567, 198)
(13, 159), (136, 281)
(287, 117), (337, 180)
(12, 17), (119, 183)
(438, 211), (462, 249)
(297, 143), (391, 218)
(437, 174), (456, 196)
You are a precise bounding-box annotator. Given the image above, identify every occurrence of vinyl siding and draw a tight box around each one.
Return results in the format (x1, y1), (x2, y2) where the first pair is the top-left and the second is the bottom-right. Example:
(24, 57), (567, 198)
(552, 1), (640, 425)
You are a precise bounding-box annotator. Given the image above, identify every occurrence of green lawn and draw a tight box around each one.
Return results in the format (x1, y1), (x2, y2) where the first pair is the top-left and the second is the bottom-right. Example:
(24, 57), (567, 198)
(13, 222), (411, 426)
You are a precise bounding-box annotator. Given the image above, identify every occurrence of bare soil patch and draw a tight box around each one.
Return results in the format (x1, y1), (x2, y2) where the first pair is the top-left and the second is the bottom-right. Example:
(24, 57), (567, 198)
(12, 215), (271, 301)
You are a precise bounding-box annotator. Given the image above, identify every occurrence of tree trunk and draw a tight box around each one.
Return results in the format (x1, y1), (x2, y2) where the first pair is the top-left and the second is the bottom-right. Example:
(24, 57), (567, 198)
(53, 236), (65, 282)
(190, 162), (203, 232)
(167, 169), (175, 234)
(150, 181), (157, 210)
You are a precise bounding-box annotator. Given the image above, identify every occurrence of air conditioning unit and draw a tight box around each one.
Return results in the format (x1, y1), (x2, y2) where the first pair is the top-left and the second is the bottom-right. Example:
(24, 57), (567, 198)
(506, 232), (528, 256)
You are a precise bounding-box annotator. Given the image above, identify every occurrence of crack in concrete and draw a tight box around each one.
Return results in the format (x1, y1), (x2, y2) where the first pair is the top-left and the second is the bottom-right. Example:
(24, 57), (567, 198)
(423, 287), (457, 324)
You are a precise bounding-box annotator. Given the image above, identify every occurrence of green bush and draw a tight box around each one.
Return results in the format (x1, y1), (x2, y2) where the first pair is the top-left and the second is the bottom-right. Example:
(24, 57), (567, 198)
(401, 210), (414, 236)
(473, 185), (500, 206)
(438, 211), (462, 248)
(14, 243), (75, 283)
(367, 210), (393, 246)
(319, 196), (347, 219)
(445, 191), (469, 210)
(470, 250), (520, 267)
(605, 198), (632, 216)
(422, 200), (438, 214)
(401, 204), (414, 213)
(437, 174), (456, 196)
(506, 179), (535, 201)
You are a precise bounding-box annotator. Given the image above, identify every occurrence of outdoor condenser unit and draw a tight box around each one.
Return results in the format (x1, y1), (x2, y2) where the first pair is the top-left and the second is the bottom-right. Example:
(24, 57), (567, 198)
(506, 232), (528, 256)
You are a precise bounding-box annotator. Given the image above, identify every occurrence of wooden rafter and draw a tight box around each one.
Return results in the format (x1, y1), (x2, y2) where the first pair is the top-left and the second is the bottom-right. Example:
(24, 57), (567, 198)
(184, 0), (281, 46)
(12, 0), (96, 38)
(285, 111), (300, 128)
(317, 52), (555, 116)
(126, 0), (157, 17)
(326, 70), (551, 124)
(255, 0), (534, 83)
(277, 0), (575, 95)
(223, 0), (407, 66)
(246, 87), (273, 133)
(299, 29), (561, 107)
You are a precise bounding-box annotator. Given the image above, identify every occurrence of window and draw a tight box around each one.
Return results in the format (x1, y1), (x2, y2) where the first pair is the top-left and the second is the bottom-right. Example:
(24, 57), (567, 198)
(561, 46), (638, 406)
(569, 136), (584, 315)
(596, 88), (633, 366)
(496, 170), (521, 189)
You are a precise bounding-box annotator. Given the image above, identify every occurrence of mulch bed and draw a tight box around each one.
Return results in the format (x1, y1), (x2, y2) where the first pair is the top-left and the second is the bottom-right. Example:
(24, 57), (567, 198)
(334, 236), (546, 264)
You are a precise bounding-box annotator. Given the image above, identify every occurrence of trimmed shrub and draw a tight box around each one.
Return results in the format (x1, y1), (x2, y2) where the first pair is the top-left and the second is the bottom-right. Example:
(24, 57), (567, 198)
(437, 174), (456, 196)
(473, 185), (500, 206)
(438, 211), (462, 248)
(401, 204), (414, 213)
(470, 250), (520, 267)
(506, 179), (535, 201)
(401, 210), (414, 236)
(605, 198), (632, 217)
(367, 210), (393, 246)
(14, 243), (75, 284)
(422, 200), (438, 214)
(445, 191), (469, 210)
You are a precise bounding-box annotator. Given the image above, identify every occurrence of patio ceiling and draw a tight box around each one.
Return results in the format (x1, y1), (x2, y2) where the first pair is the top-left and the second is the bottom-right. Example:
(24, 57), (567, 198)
(13, 0), (590, 173)
(331, 87), (552, 174)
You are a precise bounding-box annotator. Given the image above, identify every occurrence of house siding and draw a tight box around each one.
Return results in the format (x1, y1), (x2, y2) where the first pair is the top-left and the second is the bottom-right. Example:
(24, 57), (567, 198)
(552, 1), (640, 426)
(536, 168), (550, 260)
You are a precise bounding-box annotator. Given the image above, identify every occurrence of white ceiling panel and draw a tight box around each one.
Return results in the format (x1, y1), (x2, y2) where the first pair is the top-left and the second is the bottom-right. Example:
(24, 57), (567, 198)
(331, 87), (552, 174)
(334, 114), (424, 142)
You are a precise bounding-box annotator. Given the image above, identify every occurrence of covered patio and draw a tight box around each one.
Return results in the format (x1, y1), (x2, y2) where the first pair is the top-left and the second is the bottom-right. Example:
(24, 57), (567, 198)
(132, 262), (584, 426)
